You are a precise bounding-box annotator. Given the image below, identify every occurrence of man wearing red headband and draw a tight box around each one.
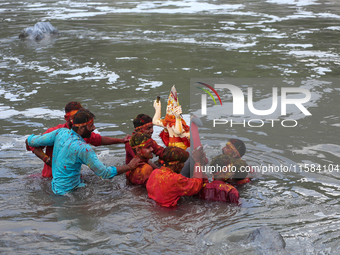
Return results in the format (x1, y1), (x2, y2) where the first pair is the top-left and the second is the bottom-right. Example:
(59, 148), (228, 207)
(125, 114), (164, 167)
(26, 109), (142, 195)
(28, 102), (129, 178)
(125, 132), (155, 186)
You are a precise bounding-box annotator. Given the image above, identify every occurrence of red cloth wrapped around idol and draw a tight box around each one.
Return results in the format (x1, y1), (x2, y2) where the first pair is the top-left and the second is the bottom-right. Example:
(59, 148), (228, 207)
(198, 180), (239, 203)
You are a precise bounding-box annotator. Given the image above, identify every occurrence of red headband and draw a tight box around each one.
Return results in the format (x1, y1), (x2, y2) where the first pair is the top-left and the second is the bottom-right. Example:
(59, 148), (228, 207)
(65, 110), (79, 118)
(73, 118), (94, 127)
(131, 138), (153, 149)
(134, 122), (153, 132)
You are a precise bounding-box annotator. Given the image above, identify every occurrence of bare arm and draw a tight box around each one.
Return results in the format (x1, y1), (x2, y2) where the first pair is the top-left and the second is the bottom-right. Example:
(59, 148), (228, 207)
(32, 147), (52, 166)
(148, 160), (159, 169)
(101, 134), (130, 145)
(153, 99), (164, 127)
(115, 157), (143, 175)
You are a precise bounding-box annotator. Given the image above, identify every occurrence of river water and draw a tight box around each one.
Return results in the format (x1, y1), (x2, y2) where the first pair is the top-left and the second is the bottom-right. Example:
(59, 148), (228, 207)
(0, 0), (340, 254)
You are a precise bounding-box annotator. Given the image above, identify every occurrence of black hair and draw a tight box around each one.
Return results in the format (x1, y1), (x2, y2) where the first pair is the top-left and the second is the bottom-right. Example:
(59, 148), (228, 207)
(72, 109), (95, 132)
(133, 114), (152, 128)
(65, 101), (83, 113)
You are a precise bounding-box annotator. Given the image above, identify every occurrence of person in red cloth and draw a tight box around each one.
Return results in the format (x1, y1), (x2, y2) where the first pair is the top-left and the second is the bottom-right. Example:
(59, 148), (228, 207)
(146, 146), (205, 207)
(125, 132), (155, 186)
(198, 154), (239, 203)
(221, 139), (252, 185)
(125, 114), (164, 167)
(28, 102), (129, 178)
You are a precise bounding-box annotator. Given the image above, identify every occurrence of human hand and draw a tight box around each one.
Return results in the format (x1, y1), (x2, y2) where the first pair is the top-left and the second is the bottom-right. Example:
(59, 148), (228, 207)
(25, 139), (30, 151)
(173, 106), (182, 118)
(153, 99), (161, 110)
(43, 155), (52, 167)
(123, 135), (131, 143)
(192, 146), (205, 165)
(128, 157), (143, 170)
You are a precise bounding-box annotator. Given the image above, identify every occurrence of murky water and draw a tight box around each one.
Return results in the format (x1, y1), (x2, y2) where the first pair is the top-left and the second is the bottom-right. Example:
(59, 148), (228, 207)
(1, 0), (340, 254)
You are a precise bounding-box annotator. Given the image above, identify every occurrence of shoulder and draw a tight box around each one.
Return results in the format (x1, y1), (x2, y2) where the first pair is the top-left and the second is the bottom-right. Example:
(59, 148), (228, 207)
(90, 132), (102, 139)
(44, 123), (68, 134)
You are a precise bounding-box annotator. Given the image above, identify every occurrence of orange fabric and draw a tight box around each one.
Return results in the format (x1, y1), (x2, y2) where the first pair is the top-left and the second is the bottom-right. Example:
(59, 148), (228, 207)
(169, 136), (189, 150)
(161, 114), (190, 131)
(134, 122), (153, 132)
(198, 180), (239, 203)
(159, 114), (190, 149)
(146, 165), (203, 207)
(65, 110), (78, 118)
(159, 130), (190, 150)
(126, 162), (154, 186)
(73, 118), (93, 127)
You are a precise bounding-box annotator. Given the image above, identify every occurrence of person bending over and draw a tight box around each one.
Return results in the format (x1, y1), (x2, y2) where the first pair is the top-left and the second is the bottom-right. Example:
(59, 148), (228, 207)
(146, 146), (205, 207)
(26, 109), (141, 195)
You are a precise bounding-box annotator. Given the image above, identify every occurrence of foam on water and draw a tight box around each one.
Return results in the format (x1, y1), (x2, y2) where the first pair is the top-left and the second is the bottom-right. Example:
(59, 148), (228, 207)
(0, 0), (340, 254)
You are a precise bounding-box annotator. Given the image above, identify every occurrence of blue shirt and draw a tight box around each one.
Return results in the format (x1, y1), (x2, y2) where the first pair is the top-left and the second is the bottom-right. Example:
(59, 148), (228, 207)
(27, 128), (117, 195)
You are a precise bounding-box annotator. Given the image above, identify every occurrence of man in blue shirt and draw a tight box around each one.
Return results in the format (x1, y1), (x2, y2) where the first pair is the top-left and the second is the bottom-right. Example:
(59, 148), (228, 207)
(26, 109), (141, 195)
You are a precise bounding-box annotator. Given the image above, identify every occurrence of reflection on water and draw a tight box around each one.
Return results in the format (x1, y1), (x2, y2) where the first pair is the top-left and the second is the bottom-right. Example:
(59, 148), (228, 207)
(0, 0), (340, 253)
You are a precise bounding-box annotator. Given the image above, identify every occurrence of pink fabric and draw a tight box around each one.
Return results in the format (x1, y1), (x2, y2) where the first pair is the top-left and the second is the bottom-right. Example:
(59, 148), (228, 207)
(198, 180), (239, 203)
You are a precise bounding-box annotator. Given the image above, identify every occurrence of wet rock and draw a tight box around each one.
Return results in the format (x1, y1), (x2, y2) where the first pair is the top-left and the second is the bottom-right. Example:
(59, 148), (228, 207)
(245, 226), (288, 254)
(19, 22), (58, 41)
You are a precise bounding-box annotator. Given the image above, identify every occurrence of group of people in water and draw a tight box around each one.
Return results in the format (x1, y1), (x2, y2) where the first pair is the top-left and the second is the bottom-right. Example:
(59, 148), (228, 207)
(26, 99), (252, 207)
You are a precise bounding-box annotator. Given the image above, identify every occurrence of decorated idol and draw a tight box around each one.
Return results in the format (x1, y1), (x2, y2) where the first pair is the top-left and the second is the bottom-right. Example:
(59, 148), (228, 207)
(153, 85), (190, 150)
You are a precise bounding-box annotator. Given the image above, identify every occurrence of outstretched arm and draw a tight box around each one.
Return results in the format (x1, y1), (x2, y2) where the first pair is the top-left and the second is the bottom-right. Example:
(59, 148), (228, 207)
(116, 157), (143, 175)
(101, 134), (130, 145)
(80, 146), (143, 178)
(26, 129), (60, 148)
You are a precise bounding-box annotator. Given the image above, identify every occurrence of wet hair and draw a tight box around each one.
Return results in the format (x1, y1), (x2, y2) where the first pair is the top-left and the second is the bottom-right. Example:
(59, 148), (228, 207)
(210, 154), (232, 173)
(72, 109), (95, 132)
(229, 139), (246, 157)
(65, 102), (83, 113)
(231, 157), (248, 181)
(133, 114), (152, 128)
(129, 132), (151, 153)
(160, 146), (189, 167)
